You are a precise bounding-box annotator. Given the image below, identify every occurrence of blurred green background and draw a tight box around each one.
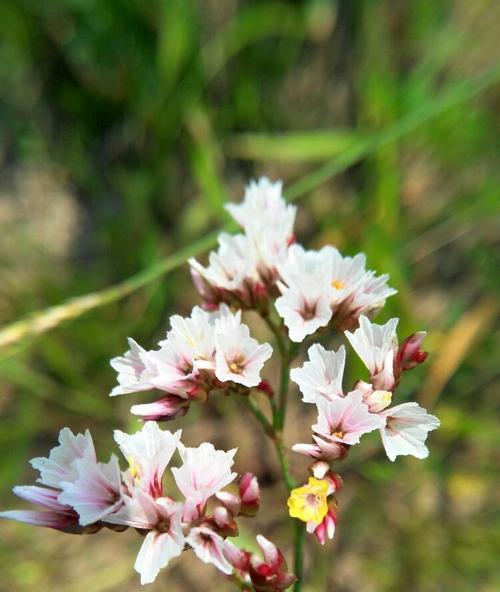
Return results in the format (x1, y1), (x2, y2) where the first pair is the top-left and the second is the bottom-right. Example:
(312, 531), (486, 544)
(0, 1), (499, 591)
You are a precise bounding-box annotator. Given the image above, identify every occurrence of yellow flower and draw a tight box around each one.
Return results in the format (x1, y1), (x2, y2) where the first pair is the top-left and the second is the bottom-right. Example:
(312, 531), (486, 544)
(287, 477), (329, 525)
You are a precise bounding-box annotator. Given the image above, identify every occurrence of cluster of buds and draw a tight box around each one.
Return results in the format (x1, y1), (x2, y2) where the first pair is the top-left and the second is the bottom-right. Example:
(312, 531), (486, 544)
(2, 177), (439, 588)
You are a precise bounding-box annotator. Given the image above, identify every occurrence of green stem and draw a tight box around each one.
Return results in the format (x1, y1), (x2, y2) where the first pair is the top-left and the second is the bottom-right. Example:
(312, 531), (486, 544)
(292, 521), (306, 592)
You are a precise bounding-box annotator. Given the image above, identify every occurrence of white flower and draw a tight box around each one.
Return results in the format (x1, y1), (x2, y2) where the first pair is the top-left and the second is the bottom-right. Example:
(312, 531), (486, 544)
(379, 402), (440, 461)
(189, 233), (257, 294)
(58, 454), (123, 526)
(321, 246), (367, 305)
(214, 321), (272, 387)
(113, 422), (182, 498)
(312, 390), (386, 446)
(30, 427), (96, 489)
(275, 244), (334, 342)
(166, 306), (217, 367)
(107, 491), (184, 585)
(172, 442), (237, 521)
(110, 338), (153, 397)
(275, 284), (332, 343)
(186, 526), (233, 575)
(290, 344), (346, 403)
(226, 177), (295, 240)
(226, 178), (296, 279)
(351, 273), (398, 318)
(345, 315), (399, 390)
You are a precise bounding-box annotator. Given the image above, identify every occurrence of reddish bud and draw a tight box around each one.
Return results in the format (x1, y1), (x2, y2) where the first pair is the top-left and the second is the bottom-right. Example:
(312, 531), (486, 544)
(257, 379), (275, 398)
(250, 535), (296, 591)
(239, 473), (260, 517)
(397, 332), (428, 371)
(210, 506), (239, 537)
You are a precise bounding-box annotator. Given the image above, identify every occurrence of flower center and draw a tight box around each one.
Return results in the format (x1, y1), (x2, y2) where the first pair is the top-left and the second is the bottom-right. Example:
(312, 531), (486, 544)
(331, 279), (345, 290)
(332, 429), (345, 439)
(156, 518), (170, 533)
(228, 357), (245, 374)
(300, 301), (317, 321)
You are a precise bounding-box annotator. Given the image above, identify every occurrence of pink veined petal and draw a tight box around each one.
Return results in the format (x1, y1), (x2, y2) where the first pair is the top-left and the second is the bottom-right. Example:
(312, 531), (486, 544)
(135, 529), (184, 585)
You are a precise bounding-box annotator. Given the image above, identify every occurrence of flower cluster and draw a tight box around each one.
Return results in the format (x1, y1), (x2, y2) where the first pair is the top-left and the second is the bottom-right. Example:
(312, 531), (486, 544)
(287, 315), (439, 538)
(1, 421), (286, 586)
(2, 177), (439, 589)
(111, 304), (272, 420)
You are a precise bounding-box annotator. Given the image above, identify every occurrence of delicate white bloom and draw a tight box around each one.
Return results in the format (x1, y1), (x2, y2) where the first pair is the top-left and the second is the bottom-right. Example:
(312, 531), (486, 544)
(226, 178), (295, 239)
(228, 178), (296, 278)
(186, 526), (233, 575)
(313, 390), (386, 446)
(107, 491), (184, 585)
(290, 344), (346, 403)
(345, 315), (399, 390)
(166, 306), (217, 366)
(275, 284), (332, 343)
(172, 442), (237, 520)
(214, 321), (272, 387)
(321, 246), (367, 305)
(114, 422), (181, 497)
(380, 402), (440, 461)
(58, 454), (123, 526)
(110, 338), (153, 397)
(30, 427), (96, 489)
(189, 233), (257, 295)
(275, 245), (333, 342)
(350, 273), (398, 318)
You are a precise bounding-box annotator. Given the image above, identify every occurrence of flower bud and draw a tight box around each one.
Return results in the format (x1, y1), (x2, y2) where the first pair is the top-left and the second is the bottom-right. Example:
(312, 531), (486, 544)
(311, 461), (330, 479)
(215, 491), (241, 516)
(223, 540), (251, 576)
(130, 395), (189, 422)
(313, 507), (337, 546)
(364, 389), (392, 413)
(211, 506), (239, 537)
(398, 332), (428, 371)
(250, 535), (296, 591)
(239, 473), (260, 517)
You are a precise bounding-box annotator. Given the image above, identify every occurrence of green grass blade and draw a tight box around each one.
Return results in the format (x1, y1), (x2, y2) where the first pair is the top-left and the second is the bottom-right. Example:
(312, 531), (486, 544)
(1, 64), (499, 354)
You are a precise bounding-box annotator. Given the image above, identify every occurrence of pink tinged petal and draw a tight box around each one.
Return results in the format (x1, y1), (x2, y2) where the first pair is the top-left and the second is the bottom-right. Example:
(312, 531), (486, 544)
(187, 526), (233, 575)
(215, 491), (241, 516)
(0, 509), (80, 532)
(130, 396), (190, 422)
(58, 454), (123, 526)
(135, 529), (184, 585)
(105, 490), (161, 529)
(13, 485), (71, 512)
(290, 344), (345, 403)
(110, 338), (153, 396)
(380, 402), (440, 462)
(30, 427), (96, 489)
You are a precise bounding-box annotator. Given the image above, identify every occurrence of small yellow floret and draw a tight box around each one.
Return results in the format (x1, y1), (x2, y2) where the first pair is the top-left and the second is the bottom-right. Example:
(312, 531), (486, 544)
(287, 477), (329, 525)
(331, 279), (345, 290)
